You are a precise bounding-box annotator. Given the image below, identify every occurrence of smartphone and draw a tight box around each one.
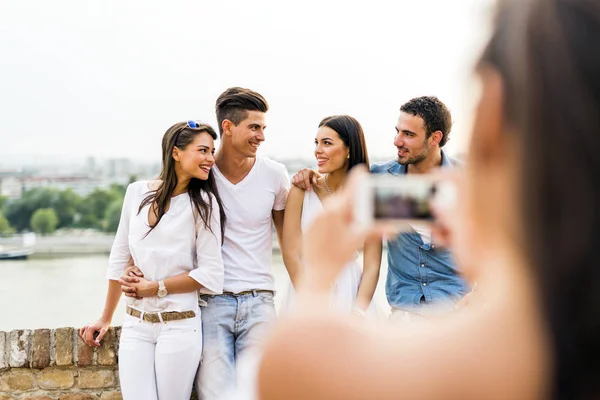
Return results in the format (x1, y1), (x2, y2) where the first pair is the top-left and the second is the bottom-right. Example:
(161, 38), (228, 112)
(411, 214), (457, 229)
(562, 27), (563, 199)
(355, 174), (449, 230)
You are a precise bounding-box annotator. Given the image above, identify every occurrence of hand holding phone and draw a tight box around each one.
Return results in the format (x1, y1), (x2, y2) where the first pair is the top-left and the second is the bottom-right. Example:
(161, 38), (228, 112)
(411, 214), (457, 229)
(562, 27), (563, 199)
(354, 174), (455, 232)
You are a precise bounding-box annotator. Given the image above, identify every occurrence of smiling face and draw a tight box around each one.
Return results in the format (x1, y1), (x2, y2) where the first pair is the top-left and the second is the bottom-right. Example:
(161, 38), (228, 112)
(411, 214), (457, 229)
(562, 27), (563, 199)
(393, 111), (434, 166)
(226, 110), (266, 158)
(314, 126), (349, 174)
(173, 131), (216, 181)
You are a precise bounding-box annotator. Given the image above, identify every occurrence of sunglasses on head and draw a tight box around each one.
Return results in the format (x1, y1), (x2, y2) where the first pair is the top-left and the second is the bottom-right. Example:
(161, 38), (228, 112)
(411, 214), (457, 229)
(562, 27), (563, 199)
(174, 120), (205, 146)
(186, 120), (202, 129)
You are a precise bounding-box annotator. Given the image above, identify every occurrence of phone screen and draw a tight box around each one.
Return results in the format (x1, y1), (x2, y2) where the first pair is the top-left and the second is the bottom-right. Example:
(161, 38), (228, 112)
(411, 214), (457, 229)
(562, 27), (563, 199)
(371, 178), (437, 221)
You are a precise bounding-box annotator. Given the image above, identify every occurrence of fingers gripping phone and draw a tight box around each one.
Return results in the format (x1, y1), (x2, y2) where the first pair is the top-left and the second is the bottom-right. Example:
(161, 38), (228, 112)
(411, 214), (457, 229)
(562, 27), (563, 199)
(354, 174), (454, 230)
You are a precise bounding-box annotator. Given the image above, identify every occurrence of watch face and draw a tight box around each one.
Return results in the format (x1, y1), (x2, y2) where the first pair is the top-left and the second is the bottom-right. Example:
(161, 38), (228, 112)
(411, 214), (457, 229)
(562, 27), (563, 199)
(158, 289), (167, 298)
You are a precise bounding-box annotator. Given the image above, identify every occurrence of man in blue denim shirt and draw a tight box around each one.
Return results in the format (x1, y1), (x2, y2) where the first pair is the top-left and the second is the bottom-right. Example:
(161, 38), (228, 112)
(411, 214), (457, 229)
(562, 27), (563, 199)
(371, 96), (469, 318)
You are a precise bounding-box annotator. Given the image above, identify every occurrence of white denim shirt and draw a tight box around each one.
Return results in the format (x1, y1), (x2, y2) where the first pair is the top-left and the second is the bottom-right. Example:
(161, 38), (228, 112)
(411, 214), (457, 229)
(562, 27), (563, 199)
(107, 181), (224, 313)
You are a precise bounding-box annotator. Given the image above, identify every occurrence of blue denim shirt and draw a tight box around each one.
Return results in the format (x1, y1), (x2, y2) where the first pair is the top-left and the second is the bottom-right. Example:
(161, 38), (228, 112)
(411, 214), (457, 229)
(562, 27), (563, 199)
(371, 150), (469, 312)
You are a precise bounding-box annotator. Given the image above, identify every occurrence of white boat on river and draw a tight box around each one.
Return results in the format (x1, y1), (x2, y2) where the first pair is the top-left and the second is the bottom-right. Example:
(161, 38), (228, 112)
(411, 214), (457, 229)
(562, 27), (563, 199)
(0, 233), (36, 260)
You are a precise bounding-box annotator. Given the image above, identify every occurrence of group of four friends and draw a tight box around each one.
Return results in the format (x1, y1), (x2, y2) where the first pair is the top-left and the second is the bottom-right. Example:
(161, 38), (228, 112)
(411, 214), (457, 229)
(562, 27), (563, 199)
(79, 87), (470, 399)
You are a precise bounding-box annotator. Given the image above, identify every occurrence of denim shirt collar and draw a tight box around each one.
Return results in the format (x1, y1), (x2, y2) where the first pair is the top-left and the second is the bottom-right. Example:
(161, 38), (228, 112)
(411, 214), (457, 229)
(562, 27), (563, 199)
(387, 149), (453, 176)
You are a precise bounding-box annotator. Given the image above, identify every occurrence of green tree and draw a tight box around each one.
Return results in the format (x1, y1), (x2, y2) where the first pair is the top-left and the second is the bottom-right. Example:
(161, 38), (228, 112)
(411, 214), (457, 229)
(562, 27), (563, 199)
(5, 188), (60, 231)
(54, 189), (82, 228)
(109, 183), (127, 198)
(104, 198), (124, 232)
(77, 188), (120, 229)
(0, 211), (14, 236)
(30, 208), (59, 235)
(0, 196), (8, 212)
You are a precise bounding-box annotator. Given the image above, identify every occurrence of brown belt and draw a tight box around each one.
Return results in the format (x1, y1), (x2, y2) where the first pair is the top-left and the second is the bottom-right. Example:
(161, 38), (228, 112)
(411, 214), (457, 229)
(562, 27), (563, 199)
(126, 306), (196, 323)
(222, 290), (273, 296)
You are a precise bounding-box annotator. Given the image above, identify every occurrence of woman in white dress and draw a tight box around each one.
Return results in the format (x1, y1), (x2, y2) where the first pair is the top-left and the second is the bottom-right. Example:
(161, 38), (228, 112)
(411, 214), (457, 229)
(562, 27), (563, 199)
(282, 115), (381, 317)
(79, 121), (226, 400)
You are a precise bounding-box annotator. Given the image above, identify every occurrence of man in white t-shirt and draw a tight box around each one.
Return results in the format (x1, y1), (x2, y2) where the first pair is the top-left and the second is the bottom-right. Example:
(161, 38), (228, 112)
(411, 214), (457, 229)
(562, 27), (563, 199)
(195, 87), (290, 399)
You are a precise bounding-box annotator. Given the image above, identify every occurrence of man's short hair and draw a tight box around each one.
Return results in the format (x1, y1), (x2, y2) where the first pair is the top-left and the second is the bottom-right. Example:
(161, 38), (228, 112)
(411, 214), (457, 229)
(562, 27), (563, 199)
(215, 87), (269, 136)
(400, 96), (452, 147)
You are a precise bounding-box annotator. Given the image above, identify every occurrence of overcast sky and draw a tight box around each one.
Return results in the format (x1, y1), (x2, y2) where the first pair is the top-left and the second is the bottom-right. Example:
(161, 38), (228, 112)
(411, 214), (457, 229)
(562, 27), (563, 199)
(0, 0), (493, 166)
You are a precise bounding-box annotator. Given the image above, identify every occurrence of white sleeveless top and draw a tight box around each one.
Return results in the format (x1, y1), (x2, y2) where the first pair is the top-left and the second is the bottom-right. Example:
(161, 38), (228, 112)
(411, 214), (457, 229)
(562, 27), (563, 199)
(282, 190), (362, 313)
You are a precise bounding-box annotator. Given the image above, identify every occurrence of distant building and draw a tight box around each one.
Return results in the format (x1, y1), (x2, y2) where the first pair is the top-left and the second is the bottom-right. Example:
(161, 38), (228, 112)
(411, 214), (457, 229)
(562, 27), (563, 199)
(107, 158), (133, 180)
(21, 176), (106, 197)
(85, 156), (97, 176)
(0, 177), (23, 199)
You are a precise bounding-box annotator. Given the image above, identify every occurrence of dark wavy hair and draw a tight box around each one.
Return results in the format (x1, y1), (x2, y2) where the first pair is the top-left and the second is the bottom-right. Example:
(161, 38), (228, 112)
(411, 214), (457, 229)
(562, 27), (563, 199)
(138, 122), (226, 241)
(215, 87), (269, 136)
(400, 96), (453, 147)
(481, 0), (600, 398)
(318, 115), (370, 172)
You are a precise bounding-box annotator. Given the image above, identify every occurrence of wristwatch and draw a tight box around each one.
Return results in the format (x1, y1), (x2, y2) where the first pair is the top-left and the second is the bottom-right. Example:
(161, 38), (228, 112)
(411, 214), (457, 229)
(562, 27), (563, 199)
(157, 280), (168, 298)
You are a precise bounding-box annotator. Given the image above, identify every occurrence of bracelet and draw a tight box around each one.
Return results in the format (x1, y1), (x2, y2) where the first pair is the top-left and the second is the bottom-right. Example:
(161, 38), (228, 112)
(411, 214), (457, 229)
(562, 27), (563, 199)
(352, 307), (366, 317)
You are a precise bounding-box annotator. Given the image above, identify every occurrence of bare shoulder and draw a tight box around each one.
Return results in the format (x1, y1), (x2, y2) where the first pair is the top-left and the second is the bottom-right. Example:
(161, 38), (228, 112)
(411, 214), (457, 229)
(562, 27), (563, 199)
(257, 296), (547, 400)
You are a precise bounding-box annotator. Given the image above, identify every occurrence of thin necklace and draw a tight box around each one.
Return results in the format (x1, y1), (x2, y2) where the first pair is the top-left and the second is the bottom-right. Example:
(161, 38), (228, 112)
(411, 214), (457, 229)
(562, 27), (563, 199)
(324, 174), (333, 196)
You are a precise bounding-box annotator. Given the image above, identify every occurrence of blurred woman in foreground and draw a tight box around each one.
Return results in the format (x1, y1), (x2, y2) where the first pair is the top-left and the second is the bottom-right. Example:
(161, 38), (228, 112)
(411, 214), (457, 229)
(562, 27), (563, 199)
(258, 0), (600, 398)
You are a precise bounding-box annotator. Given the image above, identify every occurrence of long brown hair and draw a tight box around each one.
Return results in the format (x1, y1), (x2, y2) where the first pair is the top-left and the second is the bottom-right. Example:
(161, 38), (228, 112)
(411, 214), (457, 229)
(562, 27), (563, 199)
(480, 0), (600, 398)
(138, 122), (226, 241)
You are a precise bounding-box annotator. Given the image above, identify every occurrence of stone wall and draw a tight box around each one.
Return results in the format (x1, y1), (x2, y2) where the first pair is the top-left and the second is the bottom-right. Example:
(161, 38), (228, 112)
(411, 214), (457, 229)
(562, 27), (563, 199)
(0, 327), (122, 400)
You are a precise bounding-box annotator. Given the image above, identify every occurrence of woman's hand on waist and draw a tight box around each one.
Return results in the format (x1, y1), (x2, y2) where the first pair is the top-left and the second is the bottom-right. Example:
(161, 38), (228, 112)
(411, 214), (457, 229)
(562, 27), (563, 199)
(120, 264), (145, 299)
(119, 274), (158, 298)
(135, 278), (159, 298)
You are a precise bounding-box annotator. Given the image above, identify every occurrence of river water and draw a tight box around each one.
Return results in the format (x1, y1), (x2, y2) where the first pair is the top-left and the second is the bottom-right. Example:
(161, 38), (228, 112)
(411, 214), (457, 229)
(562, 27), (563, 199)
(0, 254), (389, 331)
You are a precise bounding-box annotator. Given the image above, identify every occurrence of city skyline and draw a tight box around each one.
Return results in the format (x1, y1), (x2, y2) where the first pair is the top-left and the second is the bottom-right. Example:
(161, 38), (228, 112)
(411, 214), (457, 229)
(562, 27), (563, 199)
(1, 0), (492, 164)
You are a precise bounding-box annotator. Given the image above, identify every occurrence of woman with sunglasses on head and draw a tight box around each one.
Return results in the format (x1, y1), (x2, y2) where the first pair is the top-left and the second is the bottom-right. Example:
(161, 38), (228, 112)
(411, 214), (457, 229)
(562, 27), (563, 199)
(79, 121), (226, 400)
(258, 0), (600, 399)
(282, 115), (381, 318)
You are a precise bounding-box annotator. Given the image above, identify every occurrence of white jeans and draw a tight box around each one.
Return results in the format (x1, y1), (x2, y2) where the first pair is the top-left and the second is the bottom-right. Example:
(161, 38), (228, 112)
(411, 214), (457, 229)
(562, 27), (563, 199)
(118, 312), (203, 400)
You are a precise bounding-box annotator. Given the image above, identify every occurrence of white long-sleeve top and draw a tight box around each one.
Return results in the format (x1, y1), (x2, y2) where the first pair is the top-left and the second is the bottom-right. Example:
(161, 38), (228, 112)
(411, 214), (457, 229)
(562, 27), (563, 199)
(106, 181), (224, 313)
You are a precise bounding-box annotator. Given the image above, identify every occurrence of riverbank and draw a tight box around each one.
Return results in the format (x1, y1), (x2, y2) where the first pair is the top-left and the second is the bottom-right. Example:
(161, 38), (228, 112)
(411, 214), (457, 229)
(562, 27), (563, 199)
(0, 253), (391, 331)
(30, 234), (114, 258)
(27, 233), (282, 258)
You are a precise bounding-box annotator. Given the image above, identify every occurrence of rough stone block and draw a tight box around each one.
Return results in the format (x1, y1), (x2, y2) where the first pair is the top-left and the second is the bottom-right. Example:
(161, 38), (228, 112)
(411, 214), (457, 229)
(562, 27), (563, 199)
(9, 329), (32, 368)
(114, 326), (121, 356)
(97, 328), (116, 366)
(0, 331), (7, 370)
(55, 327), (74, 366)
(59, 394), (98, 400)
(38, 369), (75, 389)
(23, 397), (54, 400)
(78, 369), (115, 389)
(31, 329), (51, 369)
(0, 373), (9, 391)
(0, 396), (14, 400)
(100, 392), (123, 400)
(5, 370), (37, 391)
(76, 334), (94, 366)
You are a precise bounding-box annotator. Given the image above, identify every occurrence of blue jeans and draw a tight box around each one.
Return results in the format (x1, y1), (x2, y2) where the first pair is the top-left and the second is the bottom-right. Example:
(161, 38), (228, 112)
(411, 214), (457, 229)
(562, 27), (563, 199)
(195, 291), (276, 400)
